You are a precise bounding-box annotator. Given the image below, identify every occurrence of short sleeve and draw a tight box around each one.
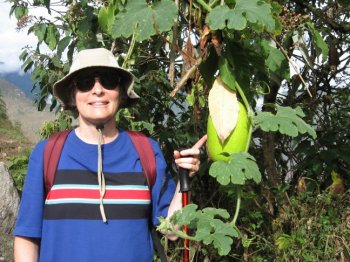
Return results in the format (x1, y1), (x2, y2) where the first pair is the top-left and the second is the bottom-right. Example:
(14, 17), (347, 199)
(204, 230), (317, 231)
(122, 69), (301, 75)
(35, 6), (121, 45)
(14, 140), (47, 238)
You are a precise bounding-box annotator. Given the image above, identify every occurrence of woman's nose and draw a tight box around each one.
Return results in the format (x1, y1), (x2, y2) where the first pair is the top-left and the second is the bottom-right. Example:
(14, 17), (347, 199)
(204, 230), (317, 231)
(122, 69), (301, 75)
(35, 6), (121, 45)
(91, 77), (104, 93)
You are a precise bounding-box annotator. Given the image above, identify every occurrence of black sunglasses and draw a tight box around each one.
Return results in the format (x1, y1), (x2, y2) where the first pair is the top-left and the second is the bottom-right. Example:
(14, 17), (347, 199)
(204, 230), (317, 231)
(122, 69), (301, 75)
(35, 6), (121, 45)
(74, 71), (121, 92)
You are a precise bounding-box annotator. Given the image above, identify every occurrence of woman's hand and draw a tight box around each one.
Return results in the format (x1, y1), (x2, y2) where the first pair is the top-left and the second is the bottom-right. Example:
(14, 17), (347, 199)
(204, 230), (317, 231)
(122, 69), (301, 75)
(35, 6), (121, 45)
(173, 135), (207, 177)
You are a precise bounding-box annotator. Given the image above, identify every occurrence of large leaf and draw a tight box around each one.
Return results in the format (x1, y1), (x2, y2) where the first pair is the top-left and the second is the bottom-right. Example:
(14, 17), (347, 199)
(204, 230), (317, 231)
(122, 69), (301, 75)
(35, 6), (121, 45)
(254, 106), (317, 139)
(209, 152), (261, 185)
(208, 77), (240, 143)
(206, 0), (275, 32)
(165, 204), (237, 256)
(111, 0), (178, 42)
(196, 219), (236, 256)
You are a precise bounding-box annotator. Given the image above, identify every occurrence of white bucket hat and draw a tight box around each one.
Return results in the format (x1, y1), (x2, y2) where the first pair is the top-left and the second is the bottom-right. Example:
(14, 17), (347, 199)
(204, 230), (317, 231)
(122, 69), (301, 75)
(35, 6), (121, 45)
(53, 48), (139, 109)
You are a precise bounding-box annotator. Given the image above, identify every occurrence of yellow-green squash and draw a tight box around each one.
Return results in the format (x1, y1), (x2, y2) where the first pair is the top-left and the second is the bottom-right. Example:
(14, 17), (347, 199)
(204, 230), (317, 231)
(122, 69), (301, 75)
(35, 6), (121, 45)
(207, 102), (250, 161)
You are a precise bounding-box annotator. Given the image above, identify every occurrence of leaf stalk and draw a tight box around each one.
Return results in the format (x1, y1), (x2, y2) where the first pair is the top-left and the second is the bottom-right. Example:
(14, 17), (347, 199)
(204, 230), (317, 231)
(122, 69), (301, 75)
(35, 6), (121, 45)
(231, 186), (242, 226)
(195, 0), (212, 12)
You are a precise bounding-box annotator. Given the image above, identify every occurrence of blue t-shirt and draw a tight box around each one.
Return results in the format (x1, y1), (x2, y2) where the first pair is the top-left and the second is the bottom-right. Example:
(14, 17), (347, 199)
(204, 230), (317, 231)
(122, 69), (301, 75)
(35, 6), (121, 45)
(14, 129), (176, 262)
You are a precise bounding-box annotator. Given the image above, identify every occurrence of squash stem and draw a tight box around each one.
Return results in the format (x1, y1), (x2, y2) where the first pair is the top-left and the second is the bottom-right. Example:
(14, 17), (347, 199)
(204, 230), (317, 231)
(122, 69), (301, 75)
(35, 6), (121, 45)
(234, 80), (253, 152)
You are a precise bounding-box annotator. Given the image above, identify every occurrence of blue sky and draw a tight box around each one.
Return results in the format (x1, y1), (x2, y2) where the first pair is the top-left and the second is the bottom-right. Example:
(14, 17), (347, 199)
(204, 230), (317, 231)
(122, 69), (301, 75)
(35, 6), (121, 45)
(0, 1), (37, 74)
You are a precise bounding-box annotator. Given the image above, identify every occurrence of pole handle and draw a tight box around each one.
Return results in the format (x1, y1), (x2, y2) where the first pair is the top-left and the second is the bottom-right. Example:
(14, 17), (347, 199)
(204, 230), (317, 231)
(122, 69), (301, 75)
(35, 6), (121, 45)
(179, 167), (190, 193)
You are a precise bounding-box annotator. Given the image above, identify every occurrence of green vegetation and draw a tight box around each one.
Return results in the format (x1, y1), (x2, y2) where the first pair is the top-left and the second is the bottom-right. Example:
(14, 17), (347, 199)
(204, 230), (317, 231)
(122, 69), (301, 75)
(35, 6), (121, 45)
(0, 90), (31, 193)
(7, 0), (350, 260)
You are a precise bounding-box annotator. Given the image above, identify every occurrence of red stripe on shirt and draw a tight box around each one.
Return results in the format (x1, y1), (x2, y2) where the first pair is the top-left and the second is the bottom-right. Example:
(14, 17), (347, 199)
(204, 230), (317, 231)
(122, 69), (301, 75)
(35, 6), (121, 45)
(47, 189), (151, 200)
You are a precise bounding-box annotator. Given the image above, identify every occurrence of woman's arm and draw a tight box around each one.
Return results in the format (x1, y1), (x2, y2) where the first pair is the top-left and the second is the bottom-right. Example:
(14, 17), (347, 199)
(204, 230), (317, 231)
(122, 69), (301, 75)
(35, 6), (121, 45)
(166, 135), (207, 240)
(14, 236), (40, 262)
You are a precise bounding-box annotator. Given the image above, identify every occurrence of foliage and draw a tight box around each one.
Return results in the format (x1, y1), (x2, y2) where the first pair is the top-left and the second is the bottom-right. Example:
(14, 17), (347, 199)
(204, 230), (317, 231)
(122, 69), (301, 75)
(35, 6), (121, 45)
(254, 105), (317, 139)
(111, 0), (178, 42)
(210, 153), (261, 185)
(160, 204), (238, 256)
(0, 91), (31, 193)
(38, 111), (74, 139)
(273, 190), (350, 261)
(8, 0), (350, 260)
(8, 156), (29, 194)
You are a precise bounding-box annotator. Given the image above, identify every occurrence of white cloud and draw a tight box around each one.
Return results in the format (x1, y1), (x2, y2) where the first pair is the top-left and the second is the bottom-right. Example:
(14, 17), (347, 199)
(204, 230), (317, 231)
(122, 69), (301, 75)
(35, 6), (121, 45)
(0, 2), (53, 74)
(0, 2), (35, 73)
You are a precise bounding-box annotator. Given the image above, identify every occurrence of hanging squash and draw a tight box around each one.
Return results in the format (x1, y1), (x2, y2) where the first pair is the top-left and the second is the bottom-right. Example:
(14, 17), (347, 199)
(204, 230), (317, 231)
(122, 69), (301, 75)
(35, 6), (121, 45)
(207, 77), (250, 161)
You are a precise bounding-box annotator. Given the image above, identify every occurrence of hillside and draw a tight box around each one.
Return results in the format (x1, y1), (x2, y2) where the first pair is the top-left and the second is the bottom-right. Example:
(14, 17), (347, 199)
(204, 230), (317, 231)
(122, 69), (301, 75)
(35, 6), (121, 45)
(0, 78), (56, 143)
(0, 72), (34, 99)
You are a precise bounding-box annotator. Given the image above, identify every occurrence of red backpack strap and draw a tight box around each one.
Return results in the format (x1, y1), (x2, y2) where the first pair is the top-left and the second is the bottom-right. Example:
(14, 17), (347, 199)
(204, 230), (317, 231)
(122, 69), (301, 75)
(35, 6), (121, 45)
(126, 130), (156, 190)
(43, 130), (71, 194)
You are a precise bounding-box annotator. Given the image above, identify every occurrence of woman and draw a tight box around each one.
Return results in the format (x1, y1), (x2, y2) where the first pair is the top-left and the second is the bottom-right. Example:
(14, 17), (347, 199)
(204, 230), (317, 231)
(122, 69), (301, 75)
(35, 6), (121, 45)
(14, 48), (206, 261)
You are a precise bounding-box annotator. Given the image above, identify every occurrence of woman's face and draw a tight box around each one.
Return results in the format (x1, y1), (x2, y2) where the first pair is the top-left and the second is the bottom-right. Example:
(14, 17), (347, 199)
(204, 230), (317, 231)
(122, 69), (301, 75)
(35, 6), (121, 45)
(73, 69), (122, 127)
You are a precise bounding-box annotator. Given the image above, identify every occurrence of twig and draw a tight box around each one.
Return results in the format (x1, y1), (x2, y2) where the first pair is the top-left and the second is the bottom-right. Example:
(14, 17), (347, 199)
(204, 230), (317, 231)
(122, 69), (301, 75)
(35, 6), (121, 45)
(269, 33), (312, 98)
(152, 15), (196, 64)
(152, 7), (199, 96)
(122, 29), (137, 69)
(284, 191), (298, 217)
(169, 57), (202, 97)
(169, 0), (179, 87)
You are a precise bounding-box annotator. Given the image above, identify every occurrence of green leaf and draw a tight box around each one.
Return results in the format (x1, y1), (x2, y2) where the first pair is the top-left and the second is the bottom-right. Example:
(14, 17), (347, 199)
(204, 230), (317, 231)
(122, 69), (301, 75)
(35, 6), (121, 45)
(14, 6), (28, 20)
(33, 23), (47, 43)
(224, 40), (261, 93)
(198, 45), (219, 88)
(186, 88), (195, 106)
(206, 5), (241, 30)
(202, 207), (231, 220)
(254, 106), (317, 139)
(52, 55), (61, 68)
(57, 36), (71, 58)
(111, 0), (178, 42)
(305, 22), (329, 63)
(275, 233), (292, 250)
(210, 159), (235, 185)
(261, 40), (289, 79)
(206, 0), (275, 32)
(19, 49), (28, 61)
(170, 204), (198, 227)
(218, 57), (236, 91)
(45, 24), (59, 50)
(209, 152), (261, 185)
(21, 57), (33, 72)
(98, 3), (116, 32)
(165, 204), (237, 256)
(196, 219), (236, 256)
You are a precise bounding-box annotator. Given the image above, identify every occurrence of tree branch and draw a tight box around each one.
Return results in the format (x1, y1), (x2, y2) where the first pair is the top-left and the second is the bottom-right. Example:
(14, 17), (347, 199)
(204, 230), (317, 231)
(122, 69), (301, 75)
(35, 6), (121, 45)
(292, 0), (350, 33)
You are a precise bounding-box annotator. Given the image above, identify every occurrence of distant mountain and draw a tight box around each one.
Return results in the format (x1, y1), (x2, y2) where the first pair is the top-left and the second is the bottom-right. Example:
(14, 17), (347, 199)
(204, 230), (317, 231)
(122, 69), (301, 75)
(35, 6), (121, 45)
(0, 72), (35, 99)
(0, 78), (56, 143)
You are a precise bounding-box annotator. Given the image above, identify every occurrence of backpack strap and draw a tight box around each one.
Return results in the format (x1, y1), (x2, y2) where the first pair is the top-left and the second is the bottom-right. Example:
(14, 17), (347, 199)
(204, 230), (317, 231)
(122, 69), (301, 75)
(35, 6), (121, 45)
(43, 130), (71, 194)
(126, 131), (166, 261)
(126, 130), (156, 190)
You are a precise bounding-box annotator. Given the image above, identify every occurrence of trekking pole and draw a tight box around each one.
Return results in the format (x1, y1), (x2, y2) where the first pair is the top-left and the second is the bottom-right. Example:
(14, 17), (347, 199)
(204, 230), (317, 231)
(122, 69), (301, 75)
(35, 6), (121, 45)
(179, 166), (190, 262)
